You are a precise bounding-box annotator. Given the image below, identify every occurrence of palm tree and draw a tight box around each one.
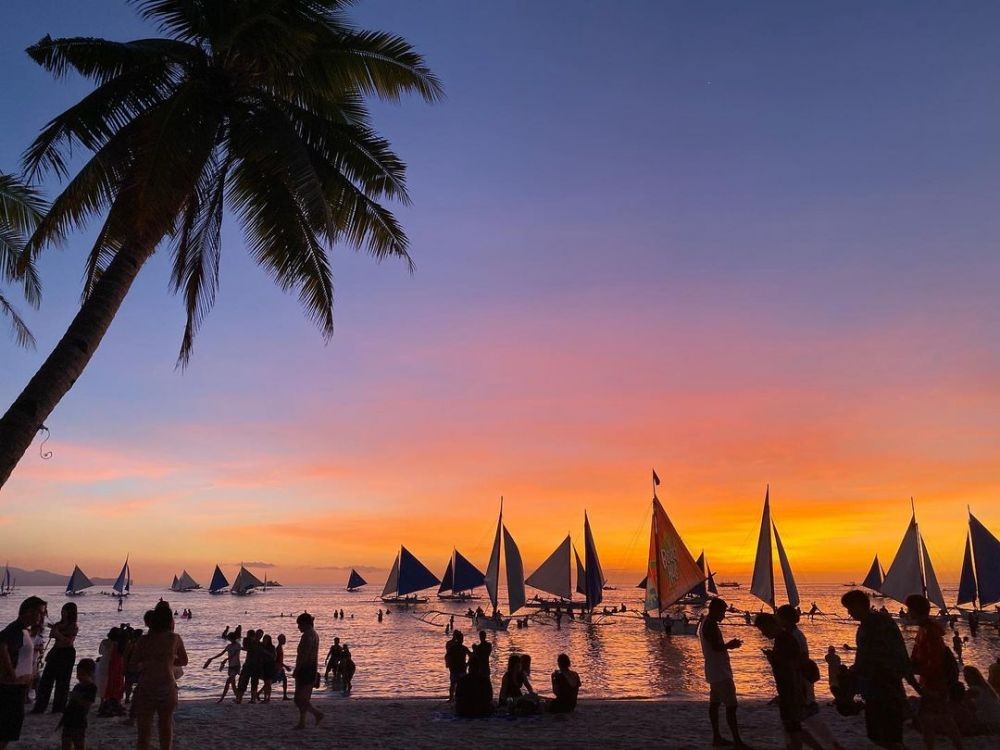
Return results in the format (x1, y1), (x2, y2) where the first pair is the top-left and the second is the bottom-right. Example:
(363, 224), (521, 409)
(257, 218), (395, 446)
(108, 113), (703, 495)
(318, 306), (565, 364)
(0, 172), (45, 348)
(0, 0), (441, 488)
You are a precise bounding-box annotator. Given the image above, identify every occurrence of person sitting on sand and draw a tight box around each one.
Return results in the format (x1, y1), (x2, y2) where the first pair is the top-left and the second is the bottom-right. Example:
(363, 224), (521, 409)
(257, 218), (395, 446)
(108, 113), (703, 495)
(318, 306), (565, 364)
(698, 598), (748, 749)
(754, 613), (806, 750)
(454, 655), (493, 718)
(499, 653), (535, 708)
(548, 653), (580, 714)
(292, 613), (323, 730)
(204, 632), (242, 703)
(825, 647), (841, 694)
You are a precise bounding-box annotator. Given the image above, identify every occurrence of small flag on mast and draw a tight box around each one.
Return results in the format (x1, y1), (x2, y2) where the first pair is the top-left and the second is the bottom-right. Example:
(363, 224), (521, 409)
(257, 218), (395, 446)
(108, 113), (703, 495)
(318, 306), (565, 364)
(652, 469), (660, 486)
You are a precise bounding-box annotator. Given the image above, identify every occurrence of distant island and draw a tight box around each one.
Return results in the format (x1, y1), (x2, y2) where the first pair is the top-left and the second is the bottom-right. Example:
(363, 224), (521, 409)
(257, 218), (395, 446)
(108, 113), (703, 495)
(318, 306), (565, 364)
(2, 566), (119, 587)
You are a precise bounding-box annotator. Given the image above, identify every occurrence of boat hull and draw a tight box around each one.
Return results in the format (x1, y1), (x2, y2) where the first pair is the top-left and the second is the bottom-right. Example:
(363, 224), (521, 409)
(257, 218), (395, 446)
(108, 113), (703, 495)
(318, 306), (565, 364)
(643, 613), (698, 636)
(381, 596), (428, 605)
(471, 615), (510, 631)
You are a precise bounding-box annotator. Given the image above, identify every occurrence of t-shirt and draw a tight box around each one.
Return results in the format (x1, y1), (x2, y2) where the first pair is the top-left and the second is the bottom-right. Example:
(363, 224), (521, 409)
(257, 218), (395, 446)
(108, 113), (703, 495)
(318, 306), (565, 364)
(14, 628), (34, 678)
(698, 618), (732, 683)
(0, 620), (24, 682)
(445, 640), (468, 671)
(61, 682), (98, 730)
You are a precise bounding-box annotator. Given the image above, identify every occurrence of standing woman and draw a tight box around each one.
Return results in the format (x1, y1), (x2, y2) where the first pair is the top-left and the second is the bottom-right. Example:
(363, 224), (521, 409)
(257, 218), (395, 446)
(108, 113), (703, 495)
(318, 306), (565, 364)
(258, 635), (276, 703)
(132, 602), (188, 750)
(32, 602), (78, 714)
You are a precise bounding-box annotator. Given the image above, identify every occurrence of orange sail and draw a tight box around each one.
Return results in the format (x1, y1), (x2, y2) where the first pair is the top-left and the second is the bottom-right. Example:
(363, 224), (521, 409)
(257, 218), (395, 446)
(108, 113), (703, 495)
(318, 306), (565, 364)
(644, 497), (704, 613)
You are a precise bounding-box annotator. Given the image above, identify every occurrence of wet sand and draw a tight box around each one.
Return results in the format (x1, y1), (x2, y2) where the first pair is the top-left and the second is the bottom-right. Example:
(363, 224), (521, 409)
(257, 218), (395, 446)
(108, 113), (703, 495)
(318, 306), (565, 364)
(13, 697), (998, 749)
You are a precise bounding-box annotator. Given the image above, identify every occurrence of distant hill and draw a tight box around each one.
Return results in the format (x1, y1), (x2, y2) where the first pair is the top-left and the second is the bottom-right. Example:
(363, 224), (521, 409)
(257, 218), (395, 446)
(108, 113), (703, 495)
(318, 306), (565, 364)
(3, 567), (118, 587)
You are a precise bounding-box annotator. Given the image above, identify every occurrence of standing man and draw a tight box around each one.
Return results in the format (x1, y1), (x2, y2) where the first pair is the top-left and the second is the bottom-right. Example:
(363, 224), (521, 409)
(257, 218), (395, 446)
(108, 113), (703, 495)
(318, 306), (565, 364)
(0, 596), (46, 750)
(292, 613), (323, 730)
(698, 598), (749, 748)
(841, 589), (912, 750)
(444, 631), (470, 702)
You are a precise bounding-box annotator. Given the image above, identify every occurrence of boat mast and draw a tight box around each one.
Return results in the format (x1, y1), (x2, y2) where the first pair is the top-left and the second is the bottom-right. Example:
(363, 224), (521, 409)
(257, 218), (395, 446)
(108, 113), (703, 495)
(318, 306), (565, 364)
(652, 469), (661, 617)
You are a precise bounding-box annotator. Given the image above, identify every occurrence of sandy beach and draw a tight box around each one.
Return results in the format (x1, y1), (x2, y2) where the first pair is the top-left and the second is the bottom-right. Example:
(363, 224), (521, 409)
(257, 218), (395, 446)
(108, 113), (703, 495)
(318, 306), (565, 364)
(10, 697), (998, 749)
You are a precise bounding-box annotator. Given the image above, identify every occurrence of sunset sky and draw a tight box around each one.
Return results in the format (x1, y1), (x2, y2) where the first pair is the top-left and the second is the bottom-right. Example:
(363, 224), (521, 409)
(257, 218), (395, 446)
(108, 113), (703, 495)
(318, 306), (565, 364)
(1, 1), (998, 586)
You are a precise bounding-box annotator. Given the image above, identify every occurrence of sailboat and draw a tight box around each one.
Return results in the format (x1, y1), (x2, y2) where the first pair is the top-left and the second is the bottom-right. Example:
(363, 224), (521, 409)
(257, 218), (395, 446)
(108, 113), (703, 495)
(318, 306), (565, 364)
(231, 564), (265, 596)
(678, 552), (719, 605)
(380, 547), (439, 604)
(66, 565), (94, 596)
(208, 565), (229, 595)
(175, 570), (201, 592)
(860, 555), (887, 597)
(346, 569), (367, 592)
(0, 564), (12, 597)
(112, 556), (131, 598)
(956, 509), (1000, 619)
(642, 489), (706, 634)
(477, 499), (527, 631)
(749, 486), (800, 611)
(437, 549), (486, 600)
(523, 535), (590, 611)
(879, 501), (946, 615)
(170, 574), (180, 592)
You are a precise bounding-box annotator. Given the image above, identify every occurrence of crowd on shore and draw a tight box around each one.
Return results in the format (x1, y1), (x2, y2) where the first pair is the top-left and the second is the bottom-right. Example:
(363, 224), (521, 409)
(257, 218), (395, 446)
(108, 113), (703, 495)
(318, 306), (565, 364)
(698, 590), (1000, 750)
(4, 589), (1000, 750)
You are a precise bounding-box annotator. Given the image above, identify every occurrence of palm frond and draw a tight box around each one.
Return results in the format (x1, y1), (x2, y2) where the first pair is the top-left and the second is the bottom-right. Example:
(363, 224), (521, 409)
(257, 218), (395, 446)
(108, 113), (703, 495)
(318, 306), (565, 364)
(0, 172), (46, 306)
(26, 35), (199, 84)
(0, 293), (35, 349)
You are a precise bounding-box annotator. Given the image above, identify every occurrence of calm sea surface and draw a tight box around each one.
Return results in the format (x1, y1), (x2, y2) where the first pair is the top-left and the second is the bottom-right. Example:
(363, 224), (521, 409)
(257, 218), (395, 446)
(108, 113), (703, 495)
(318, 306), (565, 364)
(1, 584), (996, 700)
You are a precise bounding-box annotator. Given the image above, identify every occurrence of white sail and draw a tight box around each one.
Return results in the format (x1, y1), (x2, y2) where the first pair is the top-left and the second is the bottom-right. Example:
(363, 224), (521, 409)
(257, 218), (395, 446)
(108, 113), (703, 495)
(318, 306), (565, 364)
(66, 565), (93, 594)
(773, 523), (800, 608)
(484, 504), (502, 610)
(525, 535), (571, 599)
(381, 554), (400, 598)
(920, 535), (946, 610)
(503, 525), (526, 614)
(170, 574), (180, 592)
(231, 565), (265, 595)
(880, 514), (925, 605)
(749, 490), (775, 607)
(177, 570), (200, 590)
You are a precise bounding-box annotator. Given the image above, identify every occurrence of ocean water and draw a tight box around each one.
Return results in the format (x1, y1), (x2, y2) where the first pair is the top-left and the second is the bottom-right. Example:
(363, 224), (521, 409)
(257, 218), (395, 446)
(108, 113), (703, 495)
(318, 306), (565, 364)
(1, 584), (996, 700)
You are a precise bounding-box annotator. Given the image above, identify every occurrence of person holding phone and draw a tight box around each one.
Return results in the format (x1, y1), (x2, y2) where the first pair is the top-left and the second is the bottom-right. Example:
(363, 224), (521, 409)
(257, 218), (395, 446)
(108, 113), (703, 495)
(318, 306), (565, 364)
(699, 598), (749, 748)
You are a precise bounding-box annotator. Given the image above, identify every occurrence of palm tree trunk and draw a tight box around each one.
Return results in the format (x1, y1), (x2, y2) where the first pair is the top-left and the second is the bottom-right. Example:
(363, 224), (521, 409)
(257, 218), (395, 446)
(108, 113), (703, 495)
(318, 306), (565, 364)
(0, 243), (154, 489)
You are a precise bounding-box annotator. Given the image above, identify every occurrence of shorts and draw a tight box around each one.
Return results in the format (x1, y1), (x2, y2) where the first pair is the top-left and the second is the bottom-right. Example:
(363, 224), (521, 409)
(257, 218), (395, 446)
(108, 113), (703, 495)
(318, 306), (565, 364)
(709, 678), (737, 708)
(0, 684), (27, 742)
(228, 665), (240, 677)
(294, 677), (314, 708)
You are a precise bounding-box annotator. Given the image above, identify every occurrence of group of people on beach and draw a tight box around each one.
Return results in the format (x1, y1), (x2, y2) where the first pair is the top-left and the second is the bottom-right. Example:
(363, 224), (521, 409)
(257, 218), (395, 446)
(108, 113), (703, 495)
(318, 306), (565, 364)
(699, 590), (1000, 750)
(204, 613), (325, 730)
(443, 629), (581, 719)
(1, 596), (187, 750)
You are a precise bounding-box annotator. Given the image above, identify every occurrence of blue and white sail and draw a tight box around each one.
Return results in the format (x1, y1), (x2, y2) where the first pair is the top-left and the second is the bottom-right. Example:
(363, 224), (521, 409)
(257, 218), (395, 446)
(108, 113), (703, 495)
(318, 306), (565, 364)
(346, 569), (367, 591)
(452, 550), (486, 594)
(382, 547), (439, 598)
(209, 565), (229, 594)
(957, 511), (1000, 609)
(112, 556), (130, 596)
(880, 504), (946, 610)
(66, 565), (93, 596)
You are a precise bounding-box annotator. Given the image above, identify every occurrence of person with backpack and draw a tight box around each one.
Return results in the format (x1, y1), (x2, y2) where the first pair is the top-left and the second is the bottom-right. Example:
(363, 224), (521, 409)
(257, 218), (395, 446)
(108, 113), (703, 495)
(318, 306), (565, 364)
(905, 594), (964, 750)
